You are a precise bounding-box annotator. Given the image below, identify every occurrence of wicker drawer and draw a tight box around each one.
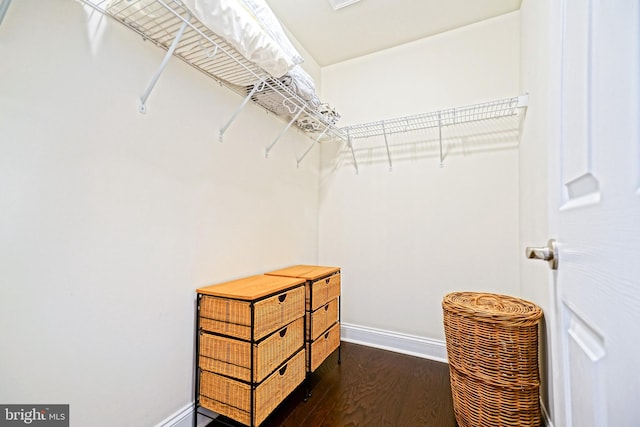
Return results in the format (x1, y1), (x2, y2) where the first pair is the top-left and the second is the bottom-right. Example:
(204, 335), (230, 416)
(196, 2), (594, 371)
(306, 298), (339, 341)
(307, 322), (340, 372)
(307, 273), (341, 311)
(199, 317), (303, 383)
(200, 285), (305, 341)
(199, 349), (305, 427)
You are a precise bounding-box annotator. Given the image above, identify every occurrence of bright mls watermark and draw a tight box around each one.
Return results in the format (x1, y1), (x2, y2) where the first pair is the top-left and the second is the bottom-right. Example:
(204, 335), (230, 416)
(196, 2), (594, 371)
(0, 405), (68, 427)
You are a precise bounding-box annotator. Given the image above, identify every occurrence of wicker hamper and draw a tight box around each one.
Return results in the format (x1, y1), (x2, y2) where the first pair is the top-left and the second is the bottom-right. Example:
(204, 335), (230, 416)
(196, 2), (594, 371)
(442, 292), (543, 427)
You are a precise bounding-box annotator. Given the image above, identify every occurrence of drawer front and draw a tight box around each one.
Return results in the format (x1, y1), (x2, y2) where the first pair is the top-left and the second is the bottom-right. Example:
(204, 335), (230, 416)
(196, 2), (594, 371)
(200, 285), (305, 341)
(199, 349), (306, 426)
(254, 317), (303, 382)
(253, 285), (305, 340)
(307, 322), (340, 372)
(199, 317), (250, 341)
(307, 272), (341, 311)
(307, 298), (339, 341)
(200, 296), (251, 339)
(199, 317), (304, 383)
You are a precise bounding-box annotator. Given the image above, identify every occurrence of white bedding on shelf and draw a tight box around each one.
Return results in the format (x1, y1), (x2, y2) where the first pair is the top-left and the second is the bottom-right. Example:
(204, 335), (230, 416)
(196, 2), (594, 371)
(283, 66), (321, 109)
(182, 0), (303, 78)
(105, 0), (340, 132)
(179, 0), (342, 128)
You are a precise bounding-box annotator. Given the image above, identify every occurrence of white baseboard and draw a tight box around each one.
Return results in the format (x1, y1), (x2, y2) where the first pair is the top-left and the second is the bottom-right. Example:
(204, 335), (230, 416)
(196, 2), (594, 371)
(340, 322), (448, 363)
(541, 400), (554, 427)
(155, 403), (193, 427)
(155, 403), (219, 427)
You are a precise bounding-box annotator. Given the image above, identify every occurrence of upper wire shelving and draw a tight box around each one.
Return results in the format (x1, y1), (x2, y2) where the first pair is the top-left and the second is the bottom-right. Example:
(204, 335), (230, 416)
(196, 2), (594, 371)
(72, 1), (527, 171)
(340, 95), (529, 173)
(78, 0), (347, 162)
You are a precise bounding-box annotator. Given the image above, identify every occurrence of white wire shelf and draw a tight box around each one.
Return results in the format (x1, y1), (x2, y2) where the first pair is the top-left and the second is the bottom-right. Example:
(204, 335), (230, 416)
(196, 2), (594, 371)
(71, 1), (527, 170)
(339, 95), (528, 172)
(343, 96), (527, 139)
(78, 0), (347, 155)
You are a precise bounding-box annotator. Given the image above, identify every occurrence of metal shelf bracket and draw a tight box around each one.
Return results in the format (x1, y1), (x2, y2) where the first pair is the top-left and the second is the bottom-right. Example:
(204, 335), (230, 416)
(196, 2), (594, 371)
(265, 106), (304, 158)
(346, 131), (359, 175)
(438, 112), (444, 168)
(138, 16), (190, 114)
(219, 82), (264, 142)
(382, 122), (392, 171)
(297, 125), (330, 167)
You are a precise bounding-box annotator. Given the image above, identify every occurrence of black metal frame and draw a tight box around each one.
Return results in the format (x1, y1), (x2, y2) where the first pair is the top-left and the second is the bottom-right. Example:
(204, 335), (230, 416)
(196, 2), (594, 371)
(193, 283), (306, 427)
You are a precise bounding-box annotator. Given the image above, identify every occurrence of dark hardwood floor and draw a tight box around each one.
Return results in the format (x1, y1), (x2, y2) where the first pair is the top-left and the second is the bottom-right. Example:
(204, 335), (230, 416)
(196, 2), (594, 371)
(203, 341), (458, 427)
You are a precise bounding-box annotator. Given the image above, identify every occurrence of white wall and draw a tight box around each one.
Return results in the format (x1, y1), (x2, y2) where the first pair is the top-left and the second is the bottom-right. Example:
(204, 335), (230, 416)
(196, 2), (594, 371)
(519, 0), (554, 421)
(318, 12), (521, 342)
(0, 1), (320, 426)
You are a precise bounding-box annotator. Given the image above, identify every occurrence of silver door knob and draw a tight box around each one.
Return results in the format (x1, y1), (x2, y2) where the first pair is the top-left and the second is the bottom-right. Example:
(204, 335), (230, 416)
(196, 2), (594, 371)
(525, 239), (558, 270)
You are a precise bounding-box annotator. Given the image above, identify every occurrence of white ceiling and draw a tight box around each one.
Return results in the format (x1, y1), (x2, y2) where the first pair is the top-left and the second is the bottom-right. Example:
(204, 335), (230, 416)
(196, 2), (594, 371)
(265, 0), (522, 66)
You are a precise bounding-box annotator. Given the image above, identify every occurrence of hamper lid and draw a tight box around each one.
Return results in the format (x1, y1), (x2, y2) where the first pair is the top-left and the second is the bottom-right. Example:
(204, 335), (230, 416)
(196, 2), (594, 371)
(442, 291), (543, 325)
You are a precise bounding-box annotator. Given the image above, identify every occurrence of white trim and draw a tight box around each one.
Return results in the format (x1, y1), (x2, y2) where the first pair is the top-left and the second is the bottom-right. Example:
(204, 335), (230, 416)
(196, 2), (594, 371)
(155, 403), (193, 427)
(155, 403), (220, 427)
(541, 400), (554, 427)
(340, 323), (448, 363)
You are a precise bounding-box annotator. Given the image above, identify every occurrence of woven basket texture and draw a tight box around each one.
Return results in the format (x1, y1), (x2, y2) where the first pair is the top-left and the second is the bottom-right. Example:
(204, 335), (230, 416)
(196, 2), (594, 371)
(307, 298), (339, 341)
(307, 274), (341, 310)
(442, 292), (543, 427)
(307, 322), (340, 372)
(199, 349), (305, 426)
(200, 286), (305, 341)
(199, 317), (304, 383)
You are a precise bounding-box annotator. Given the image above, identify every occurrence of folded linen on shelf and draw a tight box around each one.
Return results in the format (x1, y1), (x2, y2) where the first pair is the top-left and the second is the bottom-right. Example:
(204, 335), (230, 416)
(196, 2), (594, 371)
(251, 65), (320, 113)
(283, 66), (321, 109)
(249, 65), (340, 132)
(296, 103), (341, 132)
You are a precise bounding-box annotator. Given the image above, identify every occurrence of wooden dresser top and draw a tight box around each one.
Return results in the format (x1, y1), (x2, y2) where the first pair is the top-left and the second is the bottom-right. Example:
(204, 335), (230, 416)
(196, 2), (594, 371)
(265, 265), (340, 281)
(197, 274), (305, 300)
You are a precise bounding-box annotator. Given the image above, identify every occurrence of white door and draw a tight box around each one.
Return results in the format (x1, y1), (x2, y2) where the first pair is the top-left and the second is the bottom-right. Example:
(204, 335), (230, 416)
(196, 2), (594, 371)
(542, 0), (640, 426)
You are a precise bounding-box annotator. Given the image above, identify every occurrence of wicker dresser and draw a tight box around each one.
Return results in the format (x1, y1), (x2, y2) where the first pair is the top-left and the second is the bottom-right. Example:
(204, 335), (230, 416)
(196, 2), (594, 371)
(195, 275), (306, 427)
(265, 265), (341, 372)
